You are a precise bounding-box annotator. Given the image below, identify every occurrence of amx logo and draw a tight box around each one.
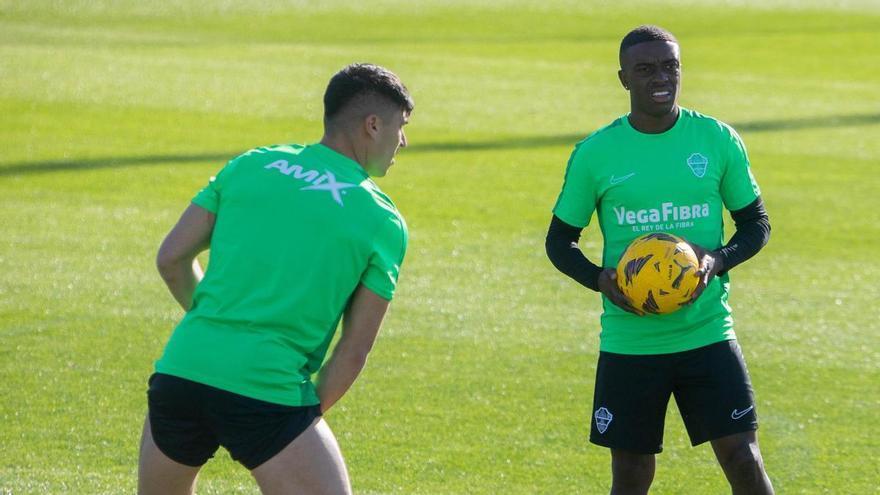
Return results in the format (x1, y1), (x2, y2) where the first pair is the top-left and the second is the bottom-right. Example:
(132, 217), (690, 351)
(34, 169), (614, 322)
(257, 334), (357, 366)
(264, 159), (357, 206)
(614, 201), (710, 225)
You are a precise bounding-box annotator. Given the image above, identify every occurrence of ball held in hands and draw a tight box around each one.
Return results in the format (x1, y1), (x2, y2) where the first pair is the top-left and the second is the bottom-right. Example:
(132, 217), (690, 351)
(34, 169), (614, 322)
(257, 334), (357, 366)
(616, 233), (701, 315)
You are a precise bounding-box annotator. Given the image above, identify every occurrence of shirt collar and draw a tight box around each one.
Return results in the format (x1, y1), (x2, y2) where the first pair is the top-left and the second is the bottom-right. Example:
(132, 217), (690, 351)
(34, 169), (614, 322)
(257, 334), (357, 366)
(622, 107), (685, 137)
(309, 143), (370, 180)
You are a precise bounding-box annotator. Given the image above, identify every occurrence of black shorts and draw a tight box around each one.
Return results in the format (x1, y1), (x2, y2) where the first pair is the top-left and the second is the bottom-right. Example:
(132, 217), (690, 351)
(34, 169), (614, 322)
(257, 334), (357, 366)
(589, 339), (758, 454)
(147, 373), (322, 470)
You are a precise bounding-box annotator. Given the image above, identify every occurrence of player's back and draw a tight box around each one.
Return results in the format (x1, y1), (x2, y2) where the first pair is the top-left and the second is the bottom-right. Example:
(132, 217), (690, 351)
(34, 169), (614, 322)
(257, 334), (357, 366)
(155, 143), (407, 406)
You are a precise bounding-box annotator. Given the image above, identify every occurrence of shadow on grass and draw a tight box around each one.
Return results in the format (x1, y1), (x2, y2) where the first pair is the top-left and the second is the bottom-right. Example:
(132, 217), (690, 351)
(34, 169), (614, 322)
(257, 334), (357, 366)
(2, 113), (878, 177)
(734, 113), (880, 132)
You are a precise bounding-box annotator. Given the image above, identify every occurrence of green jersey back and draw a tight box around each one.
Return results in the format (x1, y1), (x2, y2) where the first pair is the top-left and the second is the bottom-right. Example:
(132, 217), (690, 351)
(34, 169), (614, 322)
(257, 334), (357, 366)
(155, 143), (407, 406)
(554, 108), (760, 355)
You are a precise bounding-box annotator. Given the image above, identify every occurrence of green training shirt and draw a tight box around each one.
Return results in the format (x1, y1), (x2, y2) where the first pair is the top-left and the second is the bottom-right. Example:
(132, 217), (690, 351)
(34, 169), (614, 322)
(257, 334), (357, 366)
(554, 108), (760, 355)
(155, 143), (408, 406)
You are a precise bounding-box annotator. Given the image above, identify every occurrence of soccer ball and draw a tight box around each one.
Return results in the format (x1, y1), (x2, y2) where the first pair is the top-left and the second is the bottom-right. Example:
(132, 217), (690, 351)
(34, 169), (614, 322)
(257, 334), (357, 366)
(616, 233), (701, 315)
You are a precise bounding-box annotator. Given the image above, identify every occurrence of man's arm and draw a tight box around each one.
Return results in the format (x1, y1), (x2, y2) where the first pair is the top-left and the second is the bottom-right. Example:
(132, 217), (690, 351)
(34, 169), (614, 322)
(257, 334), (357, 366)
(689, 196), (771, 302)
(545, 215), (602, 291)
(316, 284), (389, 413)
(716, 196), (771, 275)
(156, 204), (215, 311)
(545, 215), (642, 315)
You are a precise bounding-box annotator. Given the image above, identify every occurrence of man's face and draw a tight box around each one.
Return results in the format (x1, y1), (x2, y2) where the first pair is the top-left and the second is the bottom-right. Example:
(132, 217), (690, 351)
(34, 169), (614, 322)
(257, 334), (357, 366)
(365, 108), (409, 177)
(618, 41), (681, 117)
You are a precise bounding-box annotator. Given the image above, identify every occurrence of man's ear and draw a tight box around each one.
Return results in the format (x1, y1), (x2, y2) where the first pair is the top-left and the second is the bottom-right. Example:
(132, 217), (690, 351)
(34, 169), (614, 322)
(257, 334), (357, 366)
(618, 69), (629, 90)
(364, 114), (381, 139)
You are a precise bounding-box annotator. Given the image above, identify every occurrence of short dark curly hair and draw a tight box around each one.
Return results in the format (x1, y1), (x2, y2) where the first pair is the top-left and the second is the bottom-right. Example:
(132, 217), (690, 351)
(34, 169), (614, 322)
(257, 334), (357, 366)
(619, 25), (678, 65)
(323, 63), (414, 125)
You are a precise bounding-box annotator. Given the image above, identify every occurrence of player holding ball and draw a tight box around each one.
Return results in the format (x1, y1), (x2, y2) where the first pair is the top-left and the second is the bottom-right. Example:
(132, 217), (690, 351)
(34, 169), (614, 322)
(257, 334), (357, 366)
(546, 25), (774, 494)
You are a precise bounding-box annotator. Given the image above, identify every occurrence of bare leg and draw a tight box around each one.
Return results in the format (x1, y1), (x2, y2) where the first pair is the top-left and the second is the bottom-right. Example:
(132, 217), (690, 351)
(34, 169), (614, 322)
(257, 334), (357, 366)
(610, 449), (655, 495)
(138, 416), (201, 495)
(251, 417), (352, 495)
(711, 431), (774, 495)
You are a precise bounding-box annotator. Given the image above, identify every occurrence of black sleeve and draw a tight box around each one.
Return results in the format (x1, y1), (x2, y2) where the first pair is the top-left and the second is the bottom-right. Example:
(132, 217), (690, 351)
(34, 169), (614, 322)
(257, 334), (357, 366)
(545, 215), (603, 292)
(716, 196), (771, 276)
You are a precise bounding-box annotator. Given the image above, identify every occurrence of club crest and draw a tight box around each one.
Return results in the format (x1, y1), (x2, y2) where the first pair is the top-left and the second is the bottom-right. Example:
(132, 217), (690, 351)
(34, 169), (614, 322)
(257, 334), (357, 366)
(594, 407), (613, 434)
(686, 153), (709, 178)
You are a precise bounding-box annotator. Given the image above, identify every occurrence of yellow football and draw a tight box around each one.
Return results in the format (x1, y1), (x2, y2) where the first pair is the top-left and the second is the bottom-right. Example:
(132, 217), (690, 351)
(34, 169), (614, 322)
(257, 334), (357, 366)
(616, 233), (701, 315)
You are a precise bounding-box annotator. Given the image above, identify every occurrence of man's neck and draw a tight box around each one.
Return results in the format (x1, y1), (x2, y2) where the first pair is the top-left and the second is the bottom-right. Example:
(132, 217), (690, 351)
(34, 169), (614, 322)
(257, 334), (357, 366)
(627, 106), (680, 134)
(319, 133), (365, 169)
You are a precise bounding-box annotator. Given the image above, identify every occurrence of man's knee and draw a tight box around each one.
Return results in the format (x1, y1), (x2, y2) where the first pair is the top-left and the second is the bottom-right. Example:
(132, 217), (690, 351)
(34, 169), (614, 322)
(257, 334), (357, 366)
(721, 441), (766, 481)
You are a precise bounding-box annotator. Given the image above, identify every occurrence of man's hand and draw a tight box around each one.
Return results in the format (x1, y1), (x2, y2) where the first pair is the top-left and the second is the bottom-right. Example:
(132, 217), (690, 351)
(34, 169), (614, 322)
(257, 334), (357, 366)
(687, 243), (724, 304)
(597, 268), (644, 316)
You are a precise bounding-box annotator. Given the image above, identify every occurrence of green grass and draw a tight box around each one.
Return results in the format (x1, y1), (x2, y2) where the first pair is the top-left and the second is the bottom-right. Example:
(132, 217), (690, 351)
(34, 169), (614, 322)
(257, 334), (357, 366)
(1, 1), (878, 493)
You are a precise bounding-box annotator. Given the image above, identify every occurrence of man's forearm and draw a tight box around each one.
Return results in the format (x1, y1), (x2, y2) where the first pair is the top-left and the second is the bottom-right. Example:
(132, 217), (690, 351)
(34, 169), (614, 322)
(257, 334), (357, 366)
(545, 215), (603, 291)
(315, 345), (369, 413)
(716, 197), (770, 276)
(315, 285), (387, 412)
(158, 259), (203, 311)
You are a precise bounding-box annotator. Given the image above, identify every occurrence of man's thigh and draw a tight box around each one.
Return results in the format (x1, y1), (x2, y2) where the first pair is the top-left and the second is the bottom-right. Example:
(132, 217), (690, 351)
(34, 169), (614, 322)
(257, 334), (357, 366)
(590, 351), (675, 454)
(251, 418), (352, 495)
(146, 373), (222, 468)
(138, 416), (202, 495)
(673, 340), (758, 446)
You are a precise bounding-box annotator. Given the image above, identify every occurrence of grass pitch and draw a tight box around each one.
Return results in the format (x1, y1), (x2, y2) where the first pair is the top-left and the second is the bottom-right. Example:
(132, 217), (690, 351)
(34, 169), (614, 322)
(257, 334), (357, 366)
(1, 1), (878, 493)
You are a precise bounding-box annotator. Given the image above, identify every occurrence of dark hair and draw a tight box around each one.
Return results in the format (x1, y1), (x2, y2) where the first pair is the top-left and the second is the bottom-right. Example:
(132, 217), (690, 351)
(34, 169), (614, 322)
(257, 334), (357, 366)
(323, 63), (414, 123)
(619, 25), (678, 63)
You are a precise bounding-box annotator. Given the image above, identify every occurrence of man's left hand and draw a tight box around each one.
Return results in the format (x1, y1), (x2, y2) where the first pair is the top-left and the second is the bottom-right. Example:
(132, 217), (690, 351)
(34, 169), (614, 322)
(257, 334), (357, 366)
(687, 243), (724, 304)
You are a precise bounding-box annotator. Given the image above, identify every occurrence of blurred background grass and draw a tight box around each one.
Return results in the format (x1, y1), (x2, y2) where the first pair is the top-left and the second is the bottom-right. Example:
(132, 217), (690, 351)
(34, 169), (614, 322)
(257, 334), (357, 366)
(1, 1), (878, 493)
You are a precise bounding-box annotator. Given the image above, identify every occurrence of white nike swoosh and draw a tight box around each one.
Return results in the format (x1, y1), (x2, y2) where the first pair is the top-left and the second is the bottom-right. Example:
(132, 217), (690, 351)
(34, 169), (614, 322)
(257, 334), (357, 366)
(610, 172), (636, 185)
(731, 406), (754, 420)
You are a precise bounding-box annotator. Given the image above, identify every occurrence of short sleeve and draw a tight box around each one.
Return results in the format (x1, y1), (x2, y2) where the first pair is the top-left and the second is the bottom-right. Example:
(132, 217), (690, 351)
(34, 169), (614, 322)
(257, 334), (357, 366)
(552, 143), (599, 228)
(361, 215), (408, 301)
(191, 158), (239, 213)
(720, 127), (761, 212)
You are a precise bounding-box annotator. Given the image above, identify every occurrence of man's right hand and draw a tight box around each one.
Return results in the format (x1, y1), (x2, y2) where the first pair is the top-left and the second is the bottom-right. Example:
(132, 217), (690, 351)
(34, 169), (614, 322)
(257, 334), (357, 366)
(597, 268), (644, 316)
